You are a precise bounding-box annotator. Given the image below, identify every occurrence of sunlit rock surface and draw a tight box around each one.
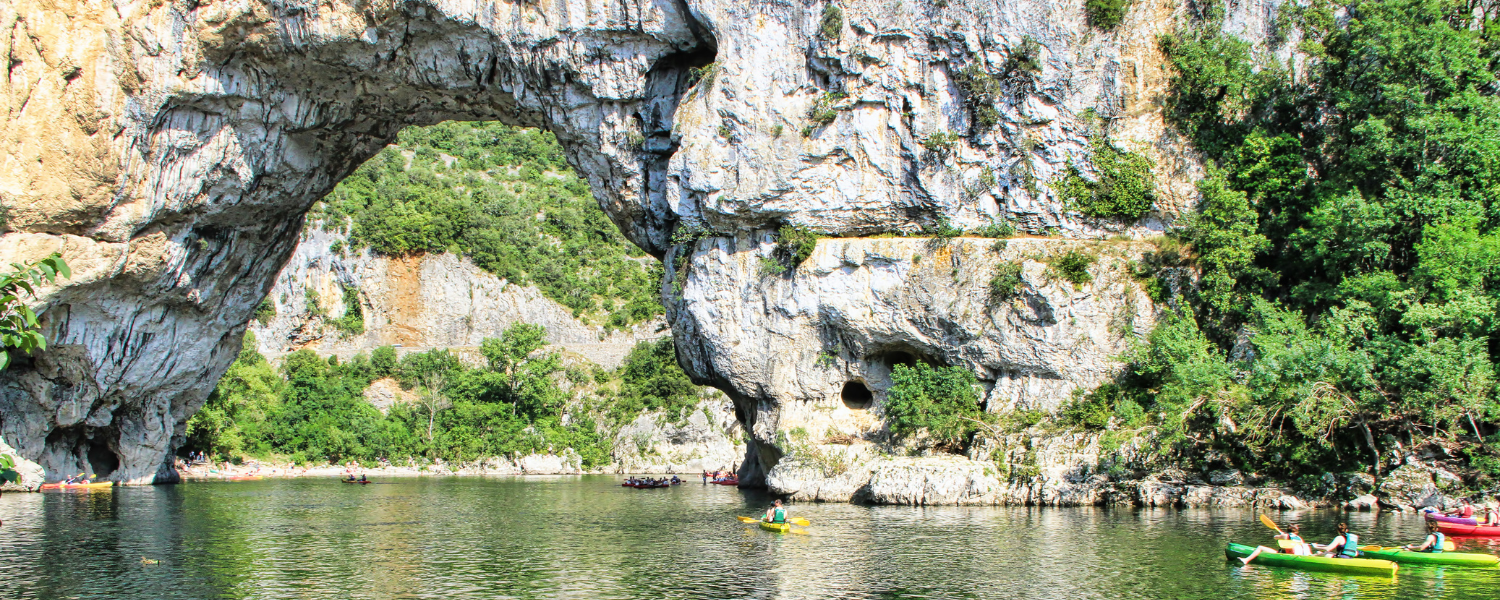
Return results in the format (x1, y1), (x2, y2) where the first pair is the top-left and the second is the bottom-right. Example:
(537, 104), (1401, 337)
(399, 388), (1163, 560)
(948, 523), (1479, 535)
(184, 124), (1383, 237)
(0, 0), (1278, 491)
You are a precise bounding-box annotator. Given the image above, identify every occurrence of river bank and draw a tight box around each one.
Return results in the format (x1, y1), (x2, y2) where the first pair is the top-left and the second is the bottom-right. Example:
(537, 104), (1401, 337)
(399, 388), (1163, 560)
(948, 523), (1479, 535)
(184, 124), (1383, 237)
(175, 455), (735, 481)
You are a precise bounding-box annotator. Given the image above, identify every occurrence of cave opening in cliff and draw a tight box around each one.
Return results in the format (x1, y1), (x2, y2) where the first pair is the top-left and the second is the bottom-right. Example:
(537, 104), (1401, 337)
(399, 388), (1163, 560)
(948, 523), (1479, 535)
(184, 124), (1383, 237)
(841, 381), (873, 409)
(87, 438), (119, 479)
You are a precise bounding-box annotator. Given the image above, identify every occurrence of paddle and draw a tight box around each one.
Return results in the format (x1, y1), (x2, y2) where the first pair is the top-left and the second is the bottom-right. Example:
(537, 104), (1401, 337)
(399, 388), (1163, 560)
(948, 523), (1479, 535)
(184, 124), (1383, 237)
(737, 516), (811, 526)
(1258, 514), (1283, 535)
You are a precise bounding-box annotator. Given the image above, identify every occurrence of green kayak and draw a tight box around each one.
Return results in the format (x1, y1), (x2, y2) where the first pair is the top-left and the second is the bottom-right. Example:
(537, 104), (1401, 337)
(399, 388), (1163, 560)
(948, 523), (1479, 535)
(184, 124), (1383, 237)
(759, 521), (791, 533)
(1225, 543), (1398, 577)
(1357, 546), (1499, 567)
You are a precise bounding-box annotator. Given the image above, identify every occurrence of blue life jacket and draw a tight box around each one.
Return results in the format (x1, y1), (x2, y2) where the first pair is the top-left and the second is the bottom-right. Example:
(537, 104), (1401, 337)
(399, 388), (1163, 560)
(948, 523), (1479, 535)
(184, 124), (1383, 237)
(1339, 533), (1360, 558)
(1425, 532), (1444, 553)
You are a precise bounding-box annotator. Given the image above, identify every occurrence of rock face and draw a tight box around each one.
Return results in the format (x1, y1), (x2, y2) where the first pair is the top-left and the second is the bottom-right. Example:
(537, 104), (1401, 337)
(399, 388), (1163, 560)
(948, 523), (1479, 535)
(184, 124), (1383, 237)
(251, 225), (661, 369)
(0, 0), (1278, 488)
(613, 396), (744, 473)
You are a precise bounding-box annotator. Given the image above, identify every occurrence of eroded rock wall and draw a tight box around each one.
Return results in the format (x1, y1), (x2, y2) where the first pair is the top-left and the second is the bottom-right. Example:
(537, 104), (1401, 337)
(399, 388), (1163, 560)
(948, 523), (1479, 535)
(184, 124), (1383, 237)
(1, 0), (1278, 489)
(251, 225), (662, 369)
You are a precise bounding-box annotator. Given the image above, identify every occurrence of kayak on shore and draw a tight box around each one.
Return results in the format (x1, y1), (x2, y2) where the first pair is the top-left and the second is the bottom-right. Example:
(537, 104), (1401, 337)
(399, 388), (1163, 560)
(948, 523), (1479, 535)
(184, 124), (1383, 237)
(39, 481), (113, 490)
(1356, 546), (1500, 567)
(1436, 522), (1500, 536)
(1225, 542), (1398, 577)
(225, 475), (263, 481)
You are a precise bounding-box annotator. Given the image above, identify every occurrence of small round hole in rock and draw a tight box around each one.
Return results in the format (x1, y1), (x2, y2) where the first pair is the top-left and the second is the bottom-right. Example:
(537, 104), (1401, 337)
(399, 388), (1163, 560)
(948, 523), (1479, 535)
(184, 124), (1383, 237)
(841, 381), (873, 409)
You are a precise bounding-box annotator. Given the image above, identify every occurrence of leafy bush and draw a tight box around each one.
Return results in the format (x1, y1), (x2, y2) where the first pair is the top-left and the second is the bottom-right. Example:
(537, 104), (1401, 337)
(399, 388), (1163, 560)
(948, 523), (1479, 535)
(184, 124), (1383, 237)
(1055, 139), (1156, 221)
(921, 131), (961, 158)
(1048, 250), (1096, 286)
(330, 285), (364, 335)
(819, 4), (843, 40)
(614, 338), (700, 423)
(989, 262), (1025, 303)
(1, 452), (23, 485)
(808, 92), (847, 126)
(883, 362), (984, 449)
(1085, 0), (1131, 30)
(971, 221), (1017, 239)
(1, 253), (70, 371)
(253, 300), (276, 325)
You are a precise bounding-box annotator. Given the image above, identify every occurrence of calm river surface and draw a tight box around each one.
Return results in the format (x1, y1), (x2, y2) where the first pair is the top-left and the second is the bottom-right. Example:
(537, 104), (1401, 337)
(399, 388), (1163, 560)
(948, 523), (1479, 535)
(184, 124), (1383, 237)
(2, 476), (1498, 599)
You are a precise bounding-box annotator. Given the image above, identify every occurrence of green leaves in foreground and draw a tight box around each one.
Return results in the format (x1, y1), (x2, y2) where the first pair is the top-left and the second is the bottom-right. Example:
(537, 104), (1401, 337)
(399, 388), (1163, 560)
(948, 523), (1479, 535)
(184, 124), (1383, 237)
(1, 253), (70, 370)
(884, 362), (985, 449)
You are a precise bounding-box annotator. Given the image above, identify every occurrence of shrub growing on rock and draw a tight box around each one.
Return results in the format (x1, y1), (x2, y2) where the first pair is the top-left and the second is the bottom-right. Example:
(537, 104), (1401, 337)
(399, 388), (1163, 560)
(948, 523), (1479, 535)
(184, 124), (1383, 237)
(1085, 0), (1132, 30)
(883, 362), (985, 449)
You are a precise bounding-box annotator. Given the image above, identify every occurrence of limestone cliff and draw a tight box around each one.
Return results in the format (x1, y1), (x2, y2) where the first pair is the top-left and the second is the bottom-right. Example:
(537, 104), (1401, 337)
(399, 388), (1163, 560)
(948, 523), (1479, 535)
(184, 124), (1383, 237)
(0, 0), (1280, 491)
(250, 224), (661, 369)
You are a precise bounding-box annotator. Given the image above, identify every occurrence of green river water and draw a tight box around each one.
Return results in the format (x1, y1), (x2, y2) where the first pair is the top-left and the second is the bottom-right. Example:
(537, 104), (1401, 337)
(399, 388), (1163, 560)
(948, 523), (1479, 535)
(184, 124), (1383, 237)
(1, 476), (1497, 599)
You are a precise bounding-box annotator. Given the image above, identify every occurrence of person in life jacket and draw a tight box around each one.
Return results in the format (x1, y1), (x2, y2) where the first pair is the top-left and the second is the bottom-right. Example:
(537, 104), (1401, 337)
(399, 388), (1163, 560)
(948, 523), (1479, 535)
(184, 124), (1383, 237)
(1238, 523), (1311, 565)
(1444, 498), (1474, 519)
(1317, 523), (1361, 558)
(1405, 519), (1446, 553)
(763, 499), (788, 524)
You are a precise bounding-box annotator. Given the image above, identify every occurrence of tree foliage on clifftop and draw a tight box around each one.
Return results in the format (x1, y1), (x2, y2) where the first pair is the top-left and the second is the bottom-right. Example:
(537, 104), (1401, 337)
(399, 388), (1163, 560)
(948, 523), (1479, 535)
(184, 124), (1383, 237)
(314, 121), (662, 331)
(1089, 0), (1500, 486)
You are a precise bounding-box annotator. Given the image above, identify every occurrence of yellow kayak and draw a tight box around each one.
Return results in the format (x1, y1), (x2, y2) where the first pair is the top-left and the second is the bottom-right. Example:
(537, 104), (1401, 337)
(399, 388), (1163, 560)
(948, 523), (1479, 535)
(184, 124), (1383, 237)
(759, 521), (791, 533)
(40, 481), (113, 490)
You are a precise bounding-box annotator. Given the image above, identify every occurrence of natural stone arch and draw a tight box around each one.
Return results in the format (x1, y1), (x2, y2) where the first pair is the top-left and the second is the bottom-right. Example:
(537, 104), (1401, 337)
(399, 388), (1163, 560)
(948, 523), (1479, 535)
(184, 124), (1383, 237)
(0, 0), (715, 484)
(1, 0), (1229, 494)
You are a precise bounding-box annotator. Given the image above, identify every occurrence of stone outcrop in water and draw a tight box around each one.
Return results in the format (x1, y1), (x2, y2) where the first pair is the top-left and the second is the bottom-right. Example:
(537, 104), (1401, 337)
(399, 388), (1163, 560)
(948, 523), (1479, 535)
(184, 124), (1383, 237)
(0, 0), (1279, 490)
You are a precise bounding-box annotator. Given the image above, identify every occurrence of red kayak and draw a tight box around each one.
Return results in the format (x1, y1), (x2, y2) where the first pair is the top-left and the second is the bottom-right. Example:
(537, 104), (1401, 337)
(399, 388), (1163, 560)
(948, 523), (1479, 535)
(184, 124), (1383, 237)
(712, 478), (739, 486)
(1425, 513), (1479, 526)
(1436, 523), (1500, 536)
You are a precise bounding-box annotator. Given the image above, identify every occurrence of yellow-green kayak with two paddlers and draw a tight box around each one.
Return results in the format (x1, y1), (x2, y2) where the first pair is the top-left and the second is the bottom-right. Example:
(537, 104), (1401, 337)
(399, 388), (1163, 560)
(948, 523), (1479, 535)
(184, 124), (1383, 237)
(1226, 543), (1397, 577)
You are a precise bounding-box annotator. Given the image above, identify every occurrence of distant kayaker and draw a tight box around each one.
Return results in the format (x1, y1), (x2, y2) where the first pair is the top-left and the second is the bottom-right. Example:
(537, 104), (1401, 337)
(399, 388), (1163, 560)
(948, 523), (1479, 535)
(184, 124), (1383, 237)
(1405, 519), (1445, 553)
(1238, 523), (1310, 565)
(1444, 498), (1475, 518)
(763, 499), (788, 524)
(1316, 523), (1361, 559)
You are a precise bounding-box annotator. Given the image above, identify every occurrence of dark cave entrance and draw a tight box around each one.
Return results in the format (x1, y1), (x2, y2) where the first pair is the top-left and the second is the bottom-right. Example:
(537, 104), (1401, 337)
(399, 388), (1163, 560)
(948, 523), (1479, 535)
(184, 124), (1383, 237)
(841, 381), (873, 409)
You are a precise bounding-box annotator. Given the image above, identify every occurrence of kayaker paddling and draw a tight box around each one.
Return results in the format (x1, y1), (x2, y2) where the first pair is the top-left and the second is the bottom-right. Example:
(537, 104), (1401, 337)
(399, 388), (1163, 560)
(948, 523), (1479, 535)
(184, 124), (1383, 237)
(1314, 523), (1362, 559)
(763, 499), (788, 524)
(1405, 519), (1446, 553)
(1239, 523), (1311, 565)
(1444, 498), (1475, 519)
